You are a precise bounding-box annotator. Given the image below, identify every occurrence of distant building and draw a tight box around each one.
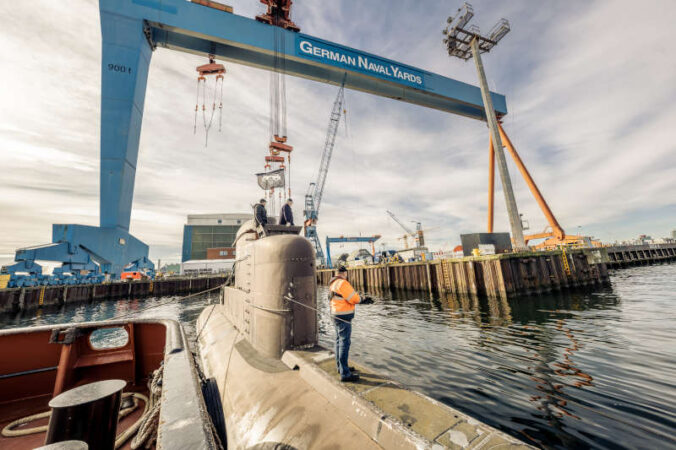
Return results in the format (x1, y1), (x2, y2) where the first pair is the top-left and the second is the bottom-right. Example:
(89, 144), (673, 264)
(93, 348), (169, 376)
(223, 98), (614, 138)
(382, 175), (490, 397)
(180, 259), (234, 276)
(672, 229), (676, 240)
(397, 247), (430, 262)
(206, 247), (236, 260)
(637, 234), (652, 245)
(182, 213), (252, 262)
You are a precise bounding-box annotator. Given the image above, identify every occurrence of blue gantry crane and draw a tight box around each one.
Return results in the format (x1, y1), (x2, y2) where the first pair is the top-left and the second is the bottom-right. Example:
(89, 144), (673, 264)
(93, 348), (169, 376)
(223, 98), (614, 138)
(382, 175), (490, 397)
(5, 0), (508, 286)
(2, 240), (106, 287)
(325, 235), (380, 268)
(304, 82), (346, 266)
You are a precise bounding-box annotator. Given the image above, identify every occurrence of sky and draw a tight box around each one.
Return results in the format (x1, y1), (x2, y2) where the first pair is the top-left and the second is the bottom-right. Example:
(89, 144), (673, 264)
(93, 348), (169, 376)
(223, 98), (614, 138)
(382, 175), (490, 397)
(1, 0), (675, 266)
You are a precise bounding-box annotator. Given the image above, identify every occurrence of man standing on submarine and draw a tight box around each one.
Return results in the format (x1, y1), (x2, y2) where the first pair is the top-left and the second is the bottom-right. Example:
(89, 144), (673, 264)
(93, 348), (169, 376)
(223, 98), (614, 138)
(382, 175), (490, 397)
(328, 266), (373, 382)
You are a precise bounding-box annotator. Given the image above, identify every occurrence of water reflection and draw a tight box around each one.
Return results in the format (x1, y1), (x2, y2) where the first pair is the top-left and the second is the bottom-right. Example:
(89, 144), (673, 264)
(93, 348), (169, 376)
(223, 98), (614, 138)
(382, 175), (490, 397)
(321, 265), (675, 449)
(1, 265), (674, 449)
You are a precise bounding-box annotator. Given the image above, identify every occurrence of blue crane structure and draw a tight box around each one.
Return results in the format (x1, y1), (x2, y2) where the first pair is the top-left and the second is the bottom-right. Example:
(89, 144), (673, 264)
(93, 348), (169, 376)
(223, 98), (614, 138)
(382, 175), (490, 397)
(304, 82), (346, 266)
(326, 235), (381, 269)
(5, 0), (507, 285)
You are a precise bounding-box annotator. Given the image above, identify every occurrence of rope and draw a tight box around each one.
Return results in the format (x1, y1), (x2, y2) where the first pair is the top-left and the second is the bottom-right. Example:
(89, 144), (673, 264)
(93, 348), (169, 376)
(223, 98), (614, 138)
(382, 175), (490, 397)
(280, 29), (287, 138)
(201, 76), (220, 147)
(1, 392), (147, 448)
(108, 283), (226, 323)
(193, 78), (201, 134)
(218, 76), (224, 133)
(283, 294), (358, 325)
(195, 270), (236, 340)
(2, 281), (230, 445)
(1, 411), (50, 437)
(115, 393), (149, 449)
(131, 364), (163, 449)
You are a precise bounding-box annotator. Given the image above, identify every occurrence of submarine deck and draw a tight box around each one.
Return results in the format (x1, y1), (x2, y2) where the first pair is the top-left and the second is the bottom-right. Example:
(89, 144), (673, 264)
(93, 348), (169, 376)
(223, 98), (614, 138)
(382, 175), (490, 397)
(197, 304), (531, 449)
(283, 348), (531, 449)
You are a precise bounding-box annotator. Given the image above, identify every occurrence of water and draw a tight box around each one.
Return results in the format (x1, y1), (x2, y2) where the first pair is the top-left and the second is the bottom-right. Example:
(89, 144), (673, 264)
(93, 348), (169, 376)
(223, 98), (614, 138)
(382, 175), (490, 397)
(2, 264), (675, 449)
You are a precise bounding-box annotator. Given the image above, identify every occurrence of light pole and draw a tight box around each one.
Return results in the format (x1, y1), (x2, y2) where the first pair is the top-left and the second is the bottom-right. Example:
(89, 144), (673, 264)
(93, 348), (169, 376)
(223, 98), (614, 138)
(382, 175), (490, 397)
(443, 3), (526, 250)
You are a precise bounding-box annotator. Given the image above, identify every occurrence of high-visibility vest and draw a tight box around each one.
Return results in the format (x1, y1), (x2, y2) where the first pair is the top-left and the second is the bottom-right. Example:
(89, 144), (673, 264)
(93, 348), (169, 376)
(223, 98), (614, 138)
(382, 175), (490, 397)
(329, 276), (361, 315)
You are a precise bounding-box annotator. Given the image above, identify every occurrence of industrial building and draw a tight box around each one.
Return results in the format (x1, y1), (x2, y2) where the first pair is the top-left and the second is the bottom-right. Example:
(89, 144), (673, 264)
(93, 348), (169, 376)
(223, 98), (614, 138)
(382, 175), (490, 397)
(180, 259), (235, 276)
(181, 214), (252, 262)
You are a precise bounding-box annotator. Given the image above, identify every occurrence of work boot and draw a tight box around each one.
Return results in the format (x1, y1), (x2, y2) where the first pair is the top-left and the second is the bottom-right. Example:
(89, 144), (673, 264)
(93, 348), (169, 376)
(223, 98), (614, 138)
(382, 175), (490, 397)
(340, 374), (360, 382)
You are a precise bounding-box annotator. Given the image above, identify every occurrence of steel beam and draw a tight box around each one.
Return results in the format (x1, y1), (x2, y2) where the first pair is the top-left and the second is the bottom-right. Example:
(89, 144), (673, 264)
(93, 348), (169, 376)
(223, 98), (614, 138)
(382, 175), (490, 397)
(470, 38), (525, 250)
(101, 0), (507, 119)
(100, 10), (152, 231)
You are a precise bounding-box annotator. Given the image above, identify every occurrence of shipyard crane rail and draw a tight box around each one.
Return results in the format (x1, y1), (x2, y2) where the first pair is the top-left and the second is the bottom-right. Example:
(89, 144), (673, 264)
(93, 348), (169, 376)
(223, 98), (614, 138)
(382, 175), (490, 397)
(304, 81), (346, 265)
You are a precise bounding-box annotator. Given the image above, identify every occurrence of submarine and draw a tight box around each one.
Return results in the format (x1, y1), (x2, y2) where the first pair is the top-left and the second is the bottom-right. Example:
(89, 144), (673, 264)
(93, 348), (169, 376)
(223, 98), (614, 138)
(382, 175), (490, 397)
(196, 219), (532, 449)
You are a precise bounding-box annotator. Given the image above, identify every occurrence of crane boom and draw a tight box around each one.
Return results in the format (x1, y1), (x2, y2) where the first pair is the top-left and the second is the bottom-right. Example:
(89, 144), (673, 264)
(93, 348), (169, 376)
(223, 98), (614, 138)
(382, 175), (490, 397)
(304, 82), (346, 265)
(386, 210), (414, 235)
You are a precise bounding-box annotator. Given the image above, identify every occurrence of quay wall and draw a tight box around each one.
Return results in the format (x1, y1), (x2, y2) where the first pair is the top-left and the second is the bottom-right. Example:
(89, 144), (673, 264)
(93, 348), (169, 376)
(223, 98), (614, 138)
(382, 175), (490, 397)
(318, 243), (676, 297)
(605, 243), (676, 268)
(318, 249), (611, 298)
(0, 275), (228, 314)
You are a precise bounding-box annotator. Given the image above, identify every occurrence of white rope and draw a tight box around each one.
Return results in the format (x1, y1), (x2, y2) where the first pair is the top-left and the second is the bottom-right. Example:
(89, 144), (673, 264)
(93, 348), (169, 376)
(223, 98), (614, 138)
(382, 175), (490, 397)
(131, 364), (163, 449)
(1, 392), (147, 449)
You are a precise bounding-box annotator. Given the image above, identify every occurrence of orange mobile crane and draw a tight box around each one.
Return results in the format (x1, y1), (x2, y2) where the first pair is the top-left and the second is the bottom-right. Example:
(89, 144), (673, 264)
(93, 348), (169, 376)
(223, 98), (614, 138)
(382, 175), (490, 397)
(488, 122), (599, 250)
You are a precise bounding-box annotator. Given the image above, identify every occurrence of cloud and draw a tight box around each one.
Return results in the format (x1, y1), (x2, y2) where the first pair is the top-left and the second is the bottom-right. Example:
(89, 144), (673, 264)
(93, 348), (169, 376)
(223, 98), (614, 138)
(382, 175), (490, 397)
(0, 0), (674, 266)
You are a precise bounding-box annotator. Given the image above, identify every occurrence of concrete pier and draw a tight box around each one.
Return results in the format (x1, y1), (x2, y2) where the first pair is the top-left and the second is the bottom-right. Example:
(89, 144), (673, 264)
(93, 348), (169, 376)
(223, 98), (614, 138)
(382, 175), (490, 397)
(0, 275), (228, 314)
(318, 248), (611, 298)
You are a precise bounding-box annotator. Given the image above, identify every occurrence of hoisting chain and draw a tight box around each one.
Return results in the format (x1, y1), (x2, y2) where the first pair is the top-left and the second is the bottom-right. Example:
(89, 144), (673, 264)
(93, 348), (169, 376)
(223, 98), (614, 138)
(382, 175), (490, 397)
(194, 54), (226, 147)
(194, 76), (204, 135)
(198, 75), (224, 147)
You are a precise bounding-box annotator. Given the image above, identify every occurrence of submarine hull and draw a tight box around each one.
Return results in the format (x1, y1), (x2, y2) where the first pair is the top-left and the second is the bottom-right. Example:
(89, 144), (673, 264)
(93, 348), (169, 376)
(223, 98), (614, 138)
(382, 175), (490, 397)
(197, 221), (531, 448)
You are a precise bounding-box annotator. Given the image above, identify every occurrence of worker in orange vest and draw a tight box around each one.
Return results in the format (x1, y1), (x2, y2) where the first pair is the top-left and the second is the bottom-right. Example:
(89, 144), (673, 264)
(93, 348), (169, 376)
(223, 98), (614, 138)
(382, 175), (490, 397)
(328, 266), (373, 382)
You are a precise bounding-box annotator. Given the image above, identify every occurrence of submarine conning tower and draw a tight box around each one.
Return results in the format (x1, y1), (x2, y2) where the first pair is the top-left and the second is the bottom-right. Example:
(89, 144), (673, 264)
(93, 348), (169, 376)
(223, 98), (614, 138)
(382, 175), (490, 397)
(198, 221), (534, 448)
(221, 219), (317, 359)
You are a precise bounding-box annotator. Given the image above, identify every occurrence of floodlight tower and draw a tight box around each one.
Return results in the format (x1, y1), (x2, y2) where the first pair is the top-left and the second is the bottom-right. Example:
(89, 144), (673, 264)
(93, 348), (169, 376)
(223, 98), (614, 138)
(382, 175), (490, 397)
(443, 3), (526, 250)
